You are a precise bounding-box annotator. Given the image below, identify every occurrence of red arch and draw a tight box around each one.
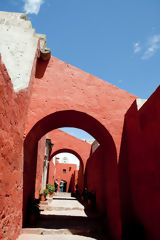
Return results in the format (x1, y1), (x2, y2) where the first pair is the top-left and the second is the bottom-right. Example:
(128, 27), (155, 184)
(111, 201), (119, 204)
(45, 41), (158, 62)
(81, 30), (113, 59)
(48, 129), (91, 169)
(35, 129), (91, 198)
(24, 110), (116, 146)
(50, 148), (84, 166)
(25, 57), (136, 155)
(49, 148), (84, 193)
(23, 109), (121, 238)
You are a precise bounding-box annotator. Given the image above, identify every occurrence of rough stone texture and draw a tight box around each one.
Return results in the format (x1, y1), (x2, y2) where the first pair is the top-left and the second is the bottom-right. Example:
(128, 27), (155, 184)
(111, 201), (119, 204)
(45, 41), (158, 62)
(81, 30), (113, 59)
(0, 13), (39, 235)
(0, 56), (29, 239)
(119, 86), (160, 240)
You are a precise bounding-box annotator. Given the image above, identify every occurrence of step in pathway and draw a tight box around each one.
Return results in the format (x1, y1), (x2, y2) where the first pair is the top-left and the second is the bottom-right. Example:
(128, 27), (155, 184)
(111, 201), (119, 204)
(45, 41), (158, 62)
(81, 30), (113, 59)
(17, 193), (106, 240)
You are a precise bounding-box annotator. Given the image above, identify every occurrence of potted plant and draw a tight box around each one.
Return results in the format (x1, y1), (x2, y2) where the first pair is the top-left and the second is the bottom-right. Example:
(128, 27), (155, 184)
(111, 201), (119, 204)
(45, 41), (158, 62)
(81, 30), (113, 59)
(47, 183), (55, 197)
(40, 189), (48, 201)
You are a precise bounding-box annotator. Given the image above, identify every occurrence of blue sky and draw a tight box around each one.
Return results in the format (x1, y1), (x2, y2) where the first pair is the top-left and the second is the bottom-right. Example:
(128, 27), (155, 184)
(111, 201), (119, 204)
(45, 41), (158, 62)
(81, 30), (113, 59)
(1, 0), (160, 140)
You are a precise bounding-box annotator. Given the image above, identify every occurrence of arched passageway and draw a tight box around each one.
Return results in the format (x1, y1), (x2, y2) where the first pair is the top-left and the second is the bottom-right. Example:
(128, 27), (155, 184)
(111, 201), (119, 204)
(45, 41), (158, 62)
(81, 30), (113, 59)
(34, 128), (91, 198)
(23, 110), (121, 239)
(48, 128), (91, 170)
(49, 149), (84, 194)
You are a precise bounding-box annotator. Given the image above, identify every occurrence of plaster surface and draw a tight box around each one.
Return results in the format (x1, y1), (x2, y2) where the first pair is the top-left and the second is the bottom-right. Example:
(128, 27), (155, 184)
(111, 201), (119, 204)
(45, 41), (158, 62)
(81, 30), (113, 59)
(0, 11), (39, 91)
(0, 11), (51, 92)
(25, 57), (137, 155)
(23, 57), (136, 240)
(0, 55), (30, 239)
(119, 86), (160, 240)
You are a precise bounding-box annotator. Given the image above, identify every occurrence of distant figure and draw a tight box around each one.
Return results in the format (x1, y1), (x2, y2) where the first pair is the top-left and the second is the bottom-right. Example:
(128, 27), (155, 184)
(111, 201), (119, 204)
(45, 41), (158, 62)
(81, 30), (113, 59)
(82, 188), (88, 202)
(54, 179), (59, 192)
(59, 180), (64, 192)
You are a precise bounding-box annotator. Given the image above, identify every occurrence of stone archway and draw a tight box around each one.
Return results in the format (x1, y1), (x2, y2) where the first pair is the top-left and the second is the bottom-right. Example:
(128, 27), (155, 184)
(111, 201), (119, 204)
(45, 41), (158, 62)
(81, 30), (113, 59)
(49, 148), (84, 193)
(23, 109), (121, 239)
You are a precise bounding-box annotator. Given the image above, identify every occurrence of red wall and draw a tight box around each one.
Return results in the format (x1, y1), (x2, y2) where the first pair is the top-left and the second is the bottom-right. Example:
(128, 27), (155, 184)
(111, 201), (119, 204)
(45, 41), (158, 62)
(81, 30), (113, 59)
(48, 129), (91, 169)
(0, 37), (137, 240)
(119, 86), (160, 240)
(53, 161), (77, 192)
(47, 129), (91, 193)
(35, 135), (46, 198)
(34, 129), (90, 197)
(86, 146), (106, 213)
(0, 56), (32, 239)
(49, 156), (84, 193)
(25, 57), (136, 155)
(1, 32), (160, 240)
(23, 57), (136, 239)
(86, 144), (122, 240)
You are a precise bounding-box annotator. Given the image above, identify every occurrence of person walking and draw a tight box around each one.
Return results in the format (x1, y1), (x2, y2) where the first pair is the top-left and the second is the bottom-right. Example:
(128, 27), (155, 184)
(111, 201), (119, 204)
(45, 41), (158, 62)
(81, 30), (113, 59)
(59, 180), (64, 192)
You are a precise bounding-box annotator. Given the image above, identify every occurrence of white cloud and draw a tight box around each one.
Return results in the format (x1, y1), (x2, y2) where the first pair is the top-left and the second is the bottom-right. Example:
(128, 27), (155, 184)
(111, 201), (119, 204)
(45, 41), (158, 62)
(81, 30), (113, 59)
(23, 0), (44, 15)
(142, 34), (160, 60)
(134, 42), (141, 53)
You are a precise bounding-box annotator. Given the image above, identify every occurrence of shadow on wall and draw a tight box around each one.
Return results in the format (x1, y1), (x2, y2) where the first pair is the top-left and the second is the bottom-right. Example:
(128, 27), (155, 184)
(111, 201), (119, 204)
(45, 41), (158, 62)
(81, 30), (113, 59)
(35, 59), (49, 78)
(118, 87), (160, 240)
(23, 110), (120, 239)
(68, 172), (75, 193)
(118, 106), (146, 240)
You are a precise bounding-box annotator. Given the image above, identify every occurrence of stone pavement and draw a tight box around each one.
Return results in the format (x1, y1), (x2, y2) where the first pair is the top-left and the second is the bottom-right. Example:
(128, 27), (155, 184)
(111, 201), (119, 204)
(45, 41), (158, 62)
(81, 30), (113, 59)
(17, 193), (106, 240)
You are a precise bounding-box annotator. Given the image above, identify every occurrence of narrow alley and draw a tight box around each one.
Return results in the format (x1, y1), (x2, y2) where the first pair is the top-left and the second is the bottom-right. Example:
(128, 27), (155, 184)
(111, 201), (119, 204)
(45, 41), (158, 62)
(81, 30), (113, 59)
(17, 193), (106, 240)
(2, 9), (160, 240)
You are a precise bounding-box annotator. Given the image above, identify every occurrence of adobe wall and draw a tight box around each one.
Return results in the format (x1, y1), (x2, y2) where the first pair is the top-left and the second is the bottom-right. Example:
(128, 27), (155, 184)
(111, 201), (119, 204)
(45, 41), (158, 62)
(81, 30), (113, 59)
(53, 162), (77, 192)
(0, 57), (29, 239)
(86, 144), (122, 239)
(49, 157), (83, 193)
(23, 57), (136, 240)
(48, 129), (91, 168)
(119, 86), (160, 240)
(25, 57), (136, 156)
(35, 135), (46, 198)
(47, 129), (91, 192)
(86, 146), (106, 213)
(0, 11), (42, 238)
(34, 129), (91, 197)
